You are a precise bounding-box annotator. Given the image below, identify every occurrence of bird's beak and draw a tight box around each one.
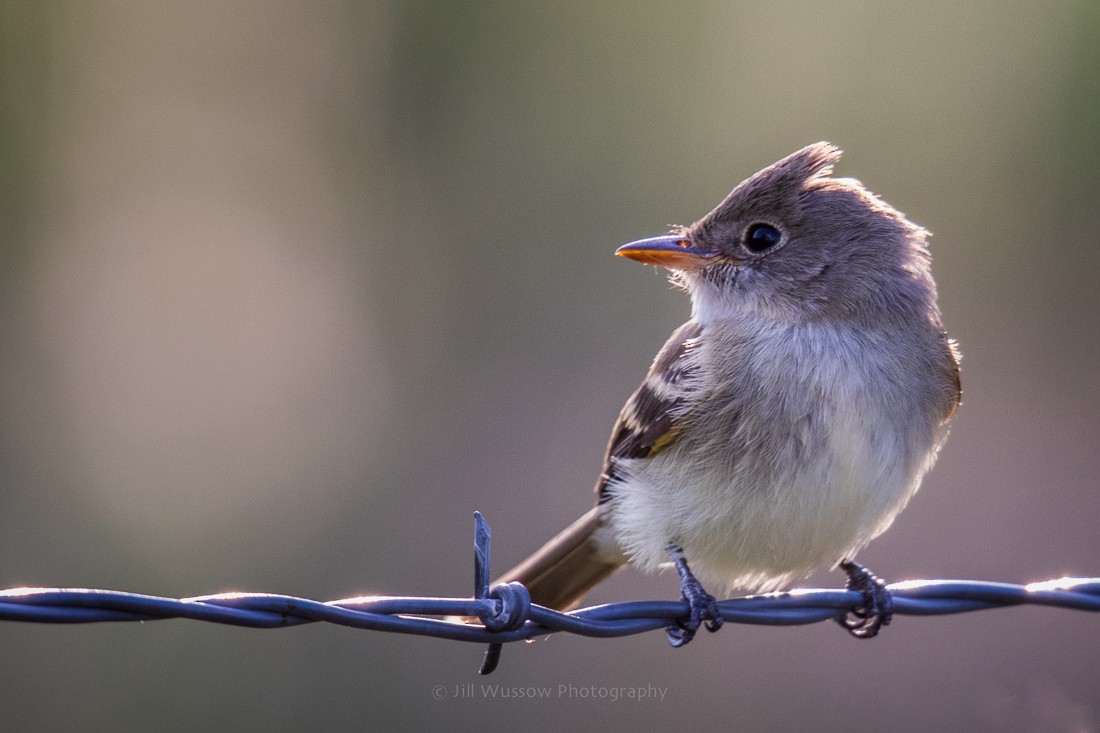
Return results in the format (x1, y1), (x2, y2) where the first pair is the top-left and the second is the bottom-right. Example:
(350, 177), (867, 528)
(615, 234), (716, 271)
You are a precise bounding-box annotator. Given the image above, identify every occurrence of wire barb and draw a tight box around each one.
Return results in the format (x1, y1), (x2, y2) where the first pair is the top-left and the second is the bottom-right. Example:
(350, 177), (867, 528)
(1, 513), (1098, 676)
(472, 512), (529, 674)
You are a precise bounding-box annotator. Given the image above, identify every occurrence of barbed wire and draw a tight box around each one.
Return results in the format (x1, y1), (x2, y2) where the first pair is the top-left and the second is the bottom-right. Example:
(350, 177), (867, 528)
(2, 513), (1098, 674)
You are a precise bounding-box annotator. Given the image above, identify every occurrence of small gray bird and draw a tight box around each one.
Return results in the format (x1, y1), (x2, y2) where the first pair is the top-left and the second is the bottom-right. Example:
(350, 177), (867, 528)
(497, 142), (961, 645)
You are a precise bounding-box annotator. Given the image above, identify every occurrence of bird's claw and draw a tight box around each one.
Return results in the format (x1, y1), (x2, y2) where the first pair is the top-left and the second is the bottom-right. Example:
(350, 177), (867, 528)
(667, 579), (723, 647)
(835, 559), (892, 639)
(665, 545), (724, 647)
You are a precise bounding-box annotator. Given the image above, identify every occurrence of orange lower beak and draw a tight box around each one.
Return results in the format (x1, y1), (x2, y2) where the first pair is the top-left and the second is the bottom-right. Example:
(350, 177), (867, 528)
(615, 234), (715, 270)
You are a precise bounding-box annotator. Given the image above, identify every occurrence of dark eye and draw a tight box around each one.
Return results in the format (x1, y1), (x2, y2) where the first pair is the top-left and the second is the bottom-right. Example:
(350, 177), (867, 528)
(743, 223), (782, 253)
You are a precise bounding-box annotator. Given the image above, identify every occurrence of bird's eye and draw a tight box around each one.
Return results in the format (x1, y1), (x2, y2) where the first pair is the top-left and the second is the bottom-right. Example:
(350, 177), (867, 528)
(743, 223), (782, 253)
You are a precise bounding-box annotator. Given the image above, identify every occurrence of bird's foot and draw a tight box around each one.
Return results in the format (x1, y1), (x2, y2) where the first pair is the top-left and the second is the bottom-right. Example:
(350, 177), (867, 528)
(666, 544), (724, 648)
(835, 559), (892, 639)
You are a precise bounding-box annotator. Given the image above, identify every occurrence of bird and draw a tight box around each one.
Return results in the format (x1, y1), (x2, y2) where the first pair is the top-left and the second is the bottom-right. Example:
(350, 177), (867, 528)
(495, 142), (961, 646)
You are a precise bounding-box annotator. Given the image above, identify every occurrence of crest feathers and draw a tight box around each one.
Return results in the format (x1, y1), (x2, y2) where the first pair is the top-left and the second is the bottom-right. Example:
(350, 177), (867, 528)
(696, 142), (845, 231)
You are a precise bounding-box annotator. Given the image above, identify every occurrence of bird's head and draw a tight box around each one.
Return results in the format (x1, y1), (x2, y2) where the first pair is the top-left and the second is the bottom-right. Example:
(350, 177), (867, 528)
(616, 142), (936, 327)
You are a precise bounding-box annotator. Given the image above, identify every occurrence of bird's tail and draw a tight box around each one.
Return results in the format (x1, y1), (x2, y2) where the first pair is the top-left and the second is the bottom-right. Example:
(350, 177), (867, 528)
(494, 506), (625, 611)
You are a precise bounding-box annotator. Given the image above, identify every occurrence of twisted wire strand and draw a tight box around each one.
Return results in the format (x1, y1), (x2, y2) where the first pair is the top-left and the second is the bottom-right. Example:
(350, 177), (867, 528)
(3, 577), (1098, 634)
(2, 513), (1096, 673)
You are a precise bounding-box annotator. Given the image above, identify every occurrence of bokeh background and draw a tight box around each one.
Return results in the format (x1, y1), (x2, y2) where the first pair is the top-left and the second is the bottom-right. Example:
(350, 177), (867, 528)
(2, 1), (1098, 730)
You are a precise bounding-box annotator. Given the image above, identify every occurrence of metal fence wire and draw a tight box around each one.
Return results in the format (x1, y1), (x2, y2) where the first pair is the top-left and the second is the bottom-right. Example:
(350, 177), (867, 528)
(2, 513), (1098, 674)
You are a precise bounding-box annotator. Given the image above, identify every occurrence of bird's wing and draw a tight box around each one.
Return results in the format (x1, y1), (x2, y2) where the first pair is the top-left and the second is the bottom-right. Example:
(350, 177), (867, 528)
(597, 320), (703, 503)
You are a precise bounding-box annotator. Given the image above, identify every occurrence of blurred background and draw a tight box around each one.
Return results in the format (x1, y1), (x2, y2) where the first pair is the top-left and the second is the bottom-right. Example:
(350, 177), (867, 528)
(1, 1), (1098, 730)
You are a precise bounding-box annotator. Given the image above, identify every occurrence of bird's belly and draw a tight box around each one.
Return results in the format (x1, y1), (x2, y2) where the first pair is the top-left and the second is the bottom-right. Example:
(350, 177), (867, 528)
(609, 397), (922, 593)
